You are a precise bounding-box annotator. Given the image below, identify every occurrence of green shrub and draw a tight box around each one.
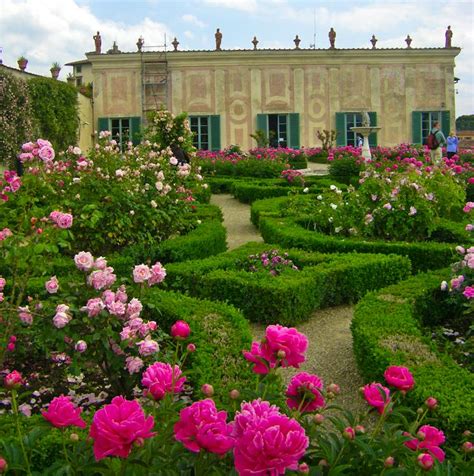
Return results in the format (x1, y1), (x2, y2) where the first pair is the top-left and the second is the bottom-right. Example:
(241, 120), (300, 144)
(352, 271), (474, 442)
(164, 242), (411, 325)
(328, 156), (362, 184)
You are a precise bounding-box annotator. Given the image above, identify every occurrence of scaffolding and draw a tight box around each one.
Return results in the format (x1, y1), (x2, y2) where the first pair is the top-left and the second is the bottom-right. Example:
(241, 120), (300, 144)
(140, 38), (168, 122)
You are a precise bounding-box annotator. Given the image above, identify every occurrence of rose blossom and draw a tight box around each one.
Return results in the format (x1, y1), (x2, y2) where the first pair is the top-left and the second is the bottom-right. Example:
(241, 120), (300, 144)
(127, 298), (143, 316)
(148, 262), (166, 285)
(141, 362), (186, 400)
(42, 396), (86, 428)
(463, 286), (474, 299)
(133, 264), (152, 283)
(74, 251), (95, 271)
(286, 372), (325, 413)
(0, 277), (5, 291)
(18, 306), (33, 325)
(83, 297), (105, 317)
(384, 366), (415, 392)
(89, 396), (155, 460)
(55, 213), (73, 229)
(363, 382), (391, 414)
(174, 399), (234, 455)
(74, 340), (87, 353)
(125, 356), (144, 374)
(38, 145), (55, 162)
(94, 256), (107, 270)
(171, 320), (191, 339)
(137, 337), (159, 356)
(45, 276), (59, 294)
(233, 399), (309, 475)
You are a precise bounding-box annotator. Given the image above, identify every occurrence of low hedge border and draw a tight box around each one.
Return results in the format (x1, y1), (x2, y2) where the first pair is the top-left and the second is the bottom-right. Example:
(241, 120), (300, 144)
(352, 271), (474, 442)
(163, 242), (411, 325)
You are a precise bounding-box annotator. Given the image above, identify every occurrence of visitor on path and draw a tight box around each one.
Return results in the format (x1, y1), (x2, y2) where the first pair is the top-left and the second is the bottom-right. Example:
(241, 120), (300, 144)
(428, 121), (446, 165)
(357, 135), (363, 147)
(446, 131), (459, 159)
(171, 144), (190, 165)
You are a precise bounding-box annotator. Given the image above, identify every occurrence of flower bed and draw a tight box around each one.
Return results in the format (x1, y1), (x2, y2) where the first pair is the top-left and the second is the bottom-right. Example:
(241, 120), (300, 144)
(352, 270), (474, 442)
(163, 242), (410, 325)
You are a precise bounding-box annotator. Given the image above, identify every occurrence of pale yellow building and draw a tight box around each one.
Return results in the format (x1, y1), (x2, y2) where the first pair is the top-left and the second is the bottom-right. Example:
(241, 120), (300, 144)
(67, 44), (460, 151)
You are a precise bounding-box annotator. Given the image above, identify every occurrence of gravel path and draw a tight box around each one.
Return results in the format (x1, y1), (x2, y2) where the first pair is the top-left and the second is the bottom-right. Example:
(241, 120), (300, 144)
(210, 167), (366, 414)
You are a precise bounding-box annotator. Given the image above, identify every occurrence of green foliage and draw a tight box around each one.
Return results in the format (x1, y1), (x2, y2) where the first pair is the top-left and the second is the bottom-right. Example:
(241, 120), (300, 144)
(164, 242), (411, 325)
(28, 77), (79, 151)
(329, 155), (362, 184)
(197, 156), (289, 178)
(250, 128), (269, 147)
(0, 72), (35, 166)
(456, 114), (474, 131)
(316, 129), (337, 151)
(352, 271), (474, 442)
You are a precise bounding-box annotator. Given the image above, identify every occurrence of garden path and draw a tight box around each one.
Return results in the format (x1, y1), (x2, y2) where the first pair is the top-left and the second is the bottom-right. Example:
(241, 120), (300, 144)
(210, 178), (366, 415)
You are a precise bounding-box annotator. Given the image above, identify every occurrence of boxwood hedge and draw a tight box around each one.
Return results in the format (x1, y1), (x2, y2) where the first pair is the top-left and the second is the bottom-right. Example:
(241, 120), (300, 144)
(352, 271), (474, 442)
(163, 242), (411, 325)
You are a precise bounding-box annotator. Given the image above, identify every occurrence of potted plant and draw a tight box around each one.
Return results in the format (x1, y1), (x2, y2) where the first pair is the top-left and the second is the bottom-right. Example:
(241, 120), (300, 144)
(17, 56), (28, 71)
(50, 61), (61, 79)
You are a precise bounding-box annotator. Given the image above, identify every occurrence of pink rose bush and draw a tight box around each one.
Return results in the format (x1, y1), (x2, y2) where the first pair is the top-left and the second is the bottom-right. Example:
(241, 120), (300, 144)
(42, 395), (86, 429)
(133, 262), (166, 286)
(89, 396), (155, 460)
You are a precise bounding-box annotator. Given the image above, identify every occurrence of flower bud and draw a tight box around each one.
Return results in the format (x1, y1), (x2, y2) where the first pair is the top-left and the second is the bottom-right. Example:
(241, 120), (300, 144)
(463, 430), (472, 437)
(36, 228), (43, 234)
(70, 433), (79, 442)
(318, 459), (328, 467)
(0, 457), (7, 473)
(134, 437), (145, 448)
(313, 413), (325, 425)
(343, 427), (355, 440)
(6, 343), (15, 352)
(171, 320), (191, 340)
(425, 397), (438, 410)
(462, 441), (473, 453)
(417, 407), (424, 415)
(298, 462), (309, 474)
(327, 383), (341, 394)
(201, 384), (214, 397)
(4, 370), (23, 390)
(417, 430), (426, 441)
(277, 349), (286, 359)
(186, 343), (196, 353)
(417, 453), (434, 471)
(355, 425), (366, 434)
(384, 456), (395, 468)
(229, 389), (240, 400)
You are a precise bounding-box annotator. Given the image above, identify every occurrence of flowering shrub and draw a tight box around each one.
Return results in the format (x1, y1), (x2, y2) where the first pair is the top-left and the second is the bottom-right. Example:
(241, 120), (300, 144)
(281, 168), (304, 185)
(237, 249), (299, 276)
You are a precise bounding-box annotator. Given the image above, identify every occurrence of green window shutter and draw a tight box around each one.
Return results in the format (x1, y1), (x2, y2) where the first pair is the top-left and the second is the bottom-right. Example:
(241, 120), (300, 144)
(256, 114), (268, 139)
(335, 113), (346, 146)
(209, 115), (221, 151)
(412, 112), (422, 145)
(368, 112), (377, 147)
(98, 117), (109, 132)
(288, 113), (300, 149)
(441, 111), (450, 138)
(130, 116), (141, 145)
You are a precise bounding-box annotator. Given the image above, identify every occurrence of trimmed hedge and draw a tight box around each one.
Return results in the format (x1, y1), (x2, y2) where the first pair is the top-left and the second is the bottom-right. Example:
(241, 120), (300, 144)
(164, 242), (411, 325)
(352, 271), (474, 442)
(257, 216), (458, 273)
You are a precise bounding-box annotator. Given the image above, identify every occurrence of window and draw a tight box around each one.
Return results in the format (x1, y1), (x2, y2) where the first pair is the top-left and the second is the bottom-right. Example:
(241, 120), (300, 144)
(189, 115), (220, 151)
(412, 111), (450, 145)
(256, 113), (300, 148)
(76, 65), (82, 74)
(97, 117), (141, 148)
(335, 112), (377, 147)
(76, 77), (82, 87)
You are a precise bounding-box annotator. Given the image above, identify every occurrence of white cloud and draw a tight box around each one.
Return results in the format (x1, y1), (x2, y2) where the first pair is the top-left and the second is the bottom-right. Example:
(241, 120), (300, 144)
(182, 14), (206, 28)
(184, 30), (195, 39)
(202, 0), (258, 12)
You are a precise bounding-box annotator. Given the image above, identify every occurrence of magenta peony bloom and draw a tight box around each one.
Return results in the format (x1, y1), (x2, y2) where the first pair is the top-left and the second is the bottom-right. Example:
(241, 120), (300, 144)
(233, 399), (309, 475)
(174, 399), (234, 455)
(384, 366), (415, 392)
(42, 395), (86, 429)
(363, 383), (391, 414)
(405, 425), (445, 462)
(417, 453), (435, 471)
(286, 372), (325, 413)
(45, 276), (59, 294)
(463, 286), (474, 299)
(4, 370), (23, 389)
(171, 320), (191, 340)
(89, 396), (155, 460)
(243, 325), (308, 374)
(141, 362), (186, 400)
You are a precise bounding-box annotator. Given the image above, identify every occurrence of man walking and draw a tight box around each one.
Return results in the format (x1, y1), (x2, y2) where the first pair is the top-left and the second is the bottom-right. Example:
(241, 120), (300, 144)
(429, 121), (446, 165)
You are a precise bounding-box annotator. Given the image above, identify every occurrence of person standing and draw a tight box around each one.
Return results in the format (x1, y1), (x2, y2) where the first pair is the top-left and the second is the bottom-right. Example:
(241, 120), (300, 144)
(446, 131), (459, 159)
(429, 121), (446, 165)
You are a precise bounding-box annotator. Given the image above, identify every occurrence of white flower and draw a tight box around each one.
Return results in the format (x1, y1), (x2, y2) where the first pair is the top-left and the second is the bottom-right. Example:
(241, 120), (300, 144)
(303, 187), (309, 193)
(330, 203), (338, 210)
(328, 217), (333, 223)
(330, 185), (336, 190)
(335, 227), (342, 233)
(130, 210), (135, 215)
(317, 195), (323, 200)
(72, 147), (82, 155)
(150, 200), (157, 208)
(73, 177), (81, 183)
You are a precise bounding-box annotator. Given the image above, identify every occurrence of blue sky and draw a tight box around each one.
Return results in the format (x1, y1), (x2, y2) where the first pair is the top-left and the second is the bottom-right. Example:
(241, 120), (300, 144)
(1, 0), (473, 116)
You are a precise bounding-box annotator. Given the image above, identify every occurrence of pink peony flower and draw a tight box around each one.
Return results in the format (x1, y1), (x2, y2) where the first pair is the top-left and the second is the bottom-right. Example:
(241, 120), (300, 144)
(384, 366), (415, 392)
(233, 399), (309, 475)
(4, 370), (23, 389)
(45, 276), (59, 294)
(133, 264), (152, 283)
(174, 399), (234, 455)
(343, 427), (356, 440)
(125, 356), (144, 374)
(405, 425), (445, 463)
(363, 383), (391, 414)
(417, 453), (435, 471)
(53, 312), (71, 328)
(286, 372), (325, 413)
(171, 320), (191, 339)
(463, 286), (474, 299)
(141, 362), (186, 400)
(187, 343), (196, 352)
(89, 396), (155, 460)
(465, 224), (474, 232)
(383, 203), (392, 210)
(425, 397), (438, 410)
(42, 396), (86, 429)
(148, 262), (166, 285)
(74, 251), (95, 271)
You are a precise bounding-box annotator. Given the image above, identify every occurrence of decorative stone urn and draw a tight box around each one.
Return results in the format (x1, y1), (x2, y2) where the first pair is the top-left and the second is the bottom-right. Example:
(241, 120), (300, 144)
(50, 67), (61, 79)
(351, 125), (381, 161)
(17, 57), (28, 71)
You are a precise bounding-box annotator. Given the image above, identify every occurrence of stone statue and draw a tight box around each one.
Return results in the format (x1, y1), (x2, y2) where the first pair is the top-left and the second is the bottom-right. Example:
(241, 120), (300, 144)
(370, 35), (377, 49)
(294, 35), (301, 49)
(329, 28), (336, 49)
(136, 36), (144, 52)
(361, 111), (371, 127)
(107, 41), (121, 54)
(252, 36), (258, 50)
(445, 26), (453, 48)
(93, 31), (102, 54)
(172, 37), (179, 51)
(215, 28), (222, 51)
(405, 35), (412, 48)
